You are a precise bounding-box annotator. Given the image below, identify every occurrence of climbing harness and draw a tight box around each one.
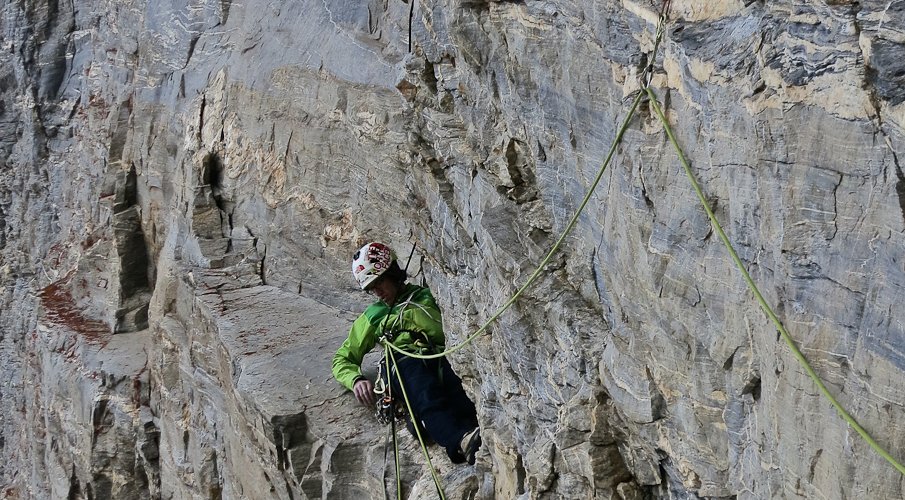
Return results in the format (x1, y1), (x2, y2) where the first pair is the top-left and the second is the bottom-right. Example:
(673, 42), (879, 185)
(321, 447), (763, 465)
(373, 284), (448, 499)
(375, 395), (406, 425)
(377, 336), (447, 499)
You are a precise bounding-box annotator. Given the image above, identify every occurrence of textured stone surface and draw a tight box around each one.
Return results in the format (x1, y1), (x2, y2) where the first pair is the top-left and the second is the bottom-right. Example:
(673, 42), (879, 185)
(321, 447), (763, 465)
(1, 0), (904, 499)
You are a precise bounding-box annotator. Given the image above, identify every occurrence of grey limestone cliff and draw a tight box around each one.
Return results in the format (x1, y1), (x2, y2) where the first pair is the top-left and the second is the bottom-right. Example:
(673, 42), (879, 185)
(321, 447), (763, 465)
(1, 0), (904, 498)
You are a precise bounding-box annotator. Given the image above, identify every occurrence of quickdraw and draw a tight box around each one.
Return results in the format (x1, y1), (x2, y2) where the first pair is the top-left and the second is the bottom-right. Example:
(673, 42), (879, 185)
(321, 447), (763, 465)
(375, 395), (407, 426)
(373, 360), (408, 425)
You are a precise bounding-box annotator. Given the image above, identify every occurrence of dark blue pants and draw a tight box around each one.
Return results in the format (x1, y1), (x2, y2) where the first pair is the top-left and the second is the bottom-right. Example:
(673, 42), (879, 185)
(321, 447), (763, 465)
(388, 356), (478, 463)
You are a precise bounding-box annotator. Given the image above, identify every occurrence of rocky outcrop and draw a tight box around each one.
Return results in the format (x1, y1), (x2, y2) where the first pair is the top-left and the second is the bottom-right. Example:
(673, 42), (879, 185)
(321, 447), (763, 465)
(1, 0), (904, 498)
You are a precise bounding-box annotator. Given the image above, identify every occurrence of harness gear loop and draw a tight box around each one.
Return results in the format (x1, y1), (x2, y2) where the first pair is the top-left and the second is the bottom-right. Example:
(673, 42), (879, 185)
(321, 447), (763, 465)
(375, 395), (407, 426)
(374, 346), (408, 426)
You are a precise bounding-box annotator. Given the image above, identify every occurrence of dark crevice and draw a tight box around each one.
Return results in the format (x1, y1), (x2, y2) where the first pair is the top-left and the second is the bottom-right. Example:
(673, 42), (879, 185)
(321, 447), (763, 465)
(829, 174), (842, 240)
(185, 36), (200, 67)
(638, 162), (654, 210)
(112, 164), (154, 333)
(0, 203), (8, 251)
(808, 449), (823, 482)
(91, 474), (112, 500)
(646, 367), (667, 420)
(893, 158), (905, 225)
(499, 138), (538, 203)
(67, 466), (82, 500)
(259, 243), (267, 285)
(220, 0), (232, 24)
(224, 213), (234, 252)
(194, 152), (243, 267)
(723, 347), (739, 370)
(202, 153), (225, 211)
(198, 94), (206, 141)
(742, 375), (762, 401)
(271, 413), (309, 474)
(114, 164), (139, 213)
(513, 451), (527, 495)
(422, 59), (438, 94)
(91, 398), (113, 442)
(115, 207), (149, 298)
(209, 450), (223, 500)
(284, 480), (295, 500)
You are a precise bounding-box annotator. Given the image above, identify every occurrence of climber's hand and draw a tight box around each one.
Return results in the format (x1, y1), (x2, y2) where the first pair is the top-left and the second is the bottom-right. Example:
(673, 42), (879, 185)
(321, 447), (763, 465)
(353, 378), (375, 407)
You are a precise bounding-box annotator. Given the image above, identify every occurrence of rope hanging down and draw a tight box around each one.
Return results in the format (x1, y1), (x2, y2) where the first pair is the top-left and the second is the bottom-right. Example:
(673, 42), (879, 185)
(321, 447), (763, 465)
(386, 92), (645, 361)
(384, 343), (447, 499)
(377, 6), (669, 494)
(383, 0), (905, 481)
(384, 1), (674, 363)
(643, 88), (905, 476)
(378, 7), (667, 493)
(384, 340), (405, 499)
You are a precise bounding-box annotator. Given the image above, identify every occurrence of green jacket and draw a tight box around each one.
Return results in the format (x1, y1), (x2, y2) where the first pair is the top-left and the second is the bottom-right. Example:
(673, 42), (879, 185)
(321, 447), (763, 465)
(332, 284), (446, 390)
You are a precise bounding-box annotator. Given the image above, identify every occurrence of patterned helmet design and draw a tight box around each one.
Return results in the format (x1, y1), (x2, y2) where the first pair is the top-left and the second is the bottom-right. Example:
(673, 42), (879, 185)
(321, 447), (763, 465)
(351, 242), (396, 290)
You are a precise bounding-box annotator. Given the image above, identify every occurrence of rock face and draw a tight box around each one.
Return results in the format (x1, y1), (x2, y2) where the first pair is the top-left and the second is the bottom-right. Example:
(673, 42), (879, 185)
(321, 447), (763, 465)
(1, 0), (904, 498)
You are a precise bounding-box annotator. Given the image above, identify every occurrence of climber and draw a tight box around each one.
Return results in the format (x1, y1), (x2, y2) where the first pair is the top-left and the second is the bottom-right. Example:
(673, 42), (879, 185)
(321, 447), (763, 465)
(332, 242), (482, 465)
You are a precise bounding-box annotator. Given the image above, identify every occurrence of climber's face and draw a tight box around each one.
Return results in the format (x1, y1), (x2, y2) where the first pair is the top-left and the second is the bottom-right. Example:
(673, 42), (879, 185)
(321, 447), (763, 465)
(367, 275), (400, 305)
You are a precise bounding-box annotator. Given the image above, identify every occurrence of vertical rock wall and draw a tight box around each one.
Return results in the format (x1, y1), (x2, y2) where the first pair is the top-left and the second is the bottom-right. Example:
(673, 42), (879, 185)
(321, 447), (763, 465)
(0, 0), (903, 498)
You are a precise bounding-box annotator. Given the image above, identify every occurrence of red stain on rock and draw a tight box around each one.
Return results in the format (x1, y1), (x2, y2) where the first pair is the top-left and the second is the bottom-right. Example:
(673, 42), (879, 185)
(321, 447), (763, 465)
(39, 280), (111, 346)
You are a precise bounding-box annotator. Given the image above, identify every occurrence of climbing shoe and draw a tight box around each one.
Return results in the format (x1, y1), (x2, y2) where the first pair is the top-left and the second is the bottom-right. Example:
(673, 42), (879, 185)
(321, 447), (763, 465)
(460, 427), (481, 465)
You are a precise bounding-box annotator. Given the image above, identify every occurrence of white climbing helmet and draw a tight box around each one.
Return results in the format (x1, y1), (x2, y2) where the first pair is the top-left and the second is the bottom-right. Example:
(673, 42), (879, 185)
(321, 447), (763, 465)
(351, 242), (396, 290)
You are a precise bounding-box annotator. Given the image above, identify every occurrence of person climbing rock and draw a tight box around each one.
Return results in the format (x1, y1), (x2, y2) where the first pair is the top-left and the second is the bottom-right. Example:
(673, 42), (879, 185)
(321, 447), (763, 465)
(332, 242), (482, 465)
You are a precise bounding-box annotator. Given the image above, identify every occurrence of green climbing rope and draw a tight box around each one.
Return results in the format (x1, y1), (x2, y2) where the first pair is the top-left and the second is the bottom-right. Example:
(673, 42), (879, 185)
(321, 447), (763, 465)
(385, 2), (676, 364)
(380, 0), (904, 484)
(378, 5), (671, 494)
(386, 91), (645, 361)
(382, 346), (404, 500)
(644, 87), (905, 476)
(384, 341), (447, 499)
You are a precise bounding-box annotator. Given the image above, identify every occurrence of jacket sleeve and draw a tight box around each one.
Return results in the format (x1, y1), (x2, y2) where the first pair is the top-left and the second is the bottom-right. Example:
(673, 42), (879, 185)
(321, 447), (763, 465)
(332, 313), (378, 390)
